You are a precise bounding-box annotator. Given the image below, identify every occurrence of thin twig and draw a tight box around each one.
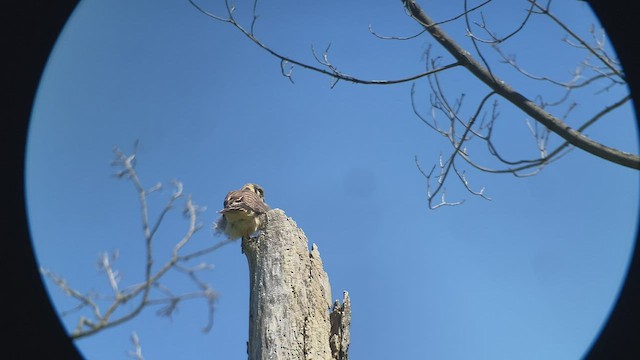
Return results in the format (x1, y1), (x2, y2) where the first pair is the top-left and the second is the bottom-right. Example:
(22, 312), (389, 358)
(187, 0), (460, 86)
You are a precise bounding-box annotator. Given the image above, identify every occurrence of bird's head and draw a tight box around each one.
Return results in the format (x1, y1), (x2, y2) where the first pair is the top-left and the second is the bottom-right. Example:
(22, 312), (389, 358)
(241, 183), (265, 200)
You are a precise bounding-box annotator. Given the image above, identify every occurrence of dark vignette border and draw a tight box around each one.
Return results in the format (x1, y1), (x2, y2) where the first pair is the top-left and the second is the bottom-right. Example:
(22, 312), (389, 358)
(582, 1), (640, 359)
(6, 1), (82, 358)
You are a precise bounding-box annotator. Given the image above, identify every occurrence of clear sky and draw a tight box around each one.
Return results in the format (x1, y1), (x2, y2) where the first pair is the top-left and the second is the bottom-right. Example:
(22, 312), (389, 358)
(26, 0), (638, 359)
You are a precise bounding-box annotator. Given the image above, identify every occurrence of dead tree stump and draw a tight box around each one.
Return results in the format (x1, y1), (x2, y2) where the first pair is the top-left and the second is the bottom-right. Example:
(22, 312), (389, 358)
(242, 209), (350, 360)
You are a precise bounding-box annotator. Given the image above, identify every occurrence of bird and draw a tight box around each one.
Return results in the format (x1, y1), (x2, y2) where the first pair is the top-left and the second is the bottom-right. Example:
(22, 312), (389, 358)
(214, 183), (270, 241)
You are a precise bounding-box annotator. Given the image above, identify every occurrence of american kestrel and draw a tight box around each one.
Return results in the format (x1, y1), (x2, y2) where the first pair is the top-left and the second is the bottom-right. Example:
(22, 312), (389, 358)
(214, 183), (270, 241)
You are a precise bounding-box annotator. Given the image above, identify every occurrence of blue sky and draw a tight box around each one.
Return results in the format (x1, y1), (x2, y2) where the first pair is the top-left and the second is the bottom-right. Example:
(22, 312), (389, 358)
(26, 0), (638, 359)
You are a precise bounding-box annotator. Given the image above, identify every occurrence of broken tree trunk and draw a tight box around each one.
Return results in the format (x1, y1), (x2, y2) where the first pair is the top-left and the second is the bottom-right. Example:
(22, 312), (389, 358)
(242, 209), (351, 360)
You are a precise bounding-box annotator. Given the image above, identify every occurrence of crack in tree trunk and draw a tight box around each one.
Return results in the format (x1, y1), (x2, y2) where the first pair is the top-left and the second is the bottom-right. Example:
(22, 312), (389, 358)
(242, 209), (350, 360)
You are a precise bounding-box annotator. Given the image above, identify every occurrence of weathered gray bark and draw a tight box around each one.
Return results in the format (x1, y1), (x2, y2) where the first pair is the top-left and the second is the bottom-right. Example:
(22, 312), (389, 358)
(242, 209), (350, 360)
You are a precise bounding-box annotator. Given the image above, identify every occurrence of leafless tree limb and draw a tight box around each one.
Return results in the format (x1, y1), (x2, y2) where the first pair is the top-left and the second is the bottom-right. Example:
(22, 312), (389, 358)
(495, 46), (621, 92)
(464, 0), (536, 44)
(369, 0), (494, 41)
(41, 145), (234, 339)
(405, 0), (637, 199)
(413, 62), (577, 179)
(187, 0), (460, 85)
(414, 84), (496, 208)
(369, 24), (426, 41)
(526, 0), (623, 80)
(402, 0), (639, 170)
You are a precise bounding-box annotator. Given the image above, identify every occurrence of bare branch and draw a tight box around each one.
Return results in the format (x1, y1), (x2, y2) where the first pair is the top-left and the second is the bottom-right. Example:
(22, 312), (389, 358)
(403, 0), (639, 169)
(43, 145), (233, 339)
(410, 0), (494, 29)
(465, 1), (536, 44)
(526, 0), (624, 80)
(187, 0), (461, 85)
(40, 268), (102, 321)
(179, 238), (236, 262)
(495, 46), (622, 91)
(368, 24), (426, 41)
(415, 155), (465, 209)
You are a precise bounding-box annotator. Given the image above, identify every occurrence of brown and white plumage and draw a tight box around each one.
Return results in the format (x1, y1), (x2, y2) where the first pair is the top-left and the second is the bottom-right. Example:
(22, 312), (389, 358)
(214, 183), (270, 240)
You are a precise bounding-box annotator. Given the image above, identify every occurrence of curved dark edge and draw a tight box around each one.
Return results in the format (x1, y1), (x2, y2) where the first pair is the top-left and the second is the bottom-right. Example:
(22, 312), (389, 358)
(584, 1), (640, 359)
(6, 1), (82, 359)
(6, 1), (638, 359)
